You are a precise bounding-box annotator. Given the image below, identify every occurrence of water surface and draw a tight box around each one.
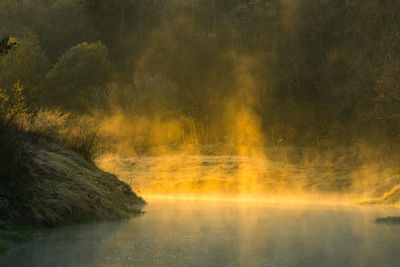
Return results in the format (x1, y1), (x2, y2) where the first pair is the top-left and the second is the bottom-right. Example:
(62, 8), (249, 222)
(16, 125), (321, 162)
(1, 200), (400, 267)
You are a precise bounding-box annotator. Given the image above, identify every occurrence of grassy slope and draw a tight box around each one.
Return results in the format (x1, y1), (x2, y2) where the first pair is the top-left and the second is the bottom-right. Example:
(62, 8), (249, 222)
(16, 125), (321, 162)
(0, 142), (145, 252)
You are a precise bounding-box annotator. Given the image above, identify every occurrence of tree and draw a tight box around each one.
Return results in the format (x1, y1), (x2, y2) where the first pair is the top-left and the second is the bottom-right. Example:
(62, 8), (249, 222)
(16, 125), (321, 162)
(44, 41), (114, 112)
(0, 34), (50, 104)
(0, 36), (17, 56)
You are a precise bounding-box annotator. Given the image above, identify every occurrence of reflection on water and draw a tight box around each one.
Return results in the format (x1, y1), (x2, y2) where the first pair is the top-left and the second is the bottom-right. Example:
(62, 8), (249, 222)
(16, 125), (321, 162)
(1, 200), (400, 267)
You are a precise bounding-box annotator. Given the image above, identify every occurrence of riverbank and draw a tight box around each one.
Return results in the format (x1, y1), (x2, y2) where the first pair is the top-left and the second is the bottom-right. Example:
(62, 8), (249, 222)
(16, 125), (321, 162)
(0, 142), (145, 253)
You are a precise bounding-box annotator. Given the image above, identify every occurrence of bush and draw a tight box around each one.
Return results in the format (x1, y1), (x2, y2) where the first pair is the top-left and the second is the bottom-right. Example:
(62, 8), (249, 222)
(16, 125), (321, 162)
(25, 110), (100, 162)
(27, 109), (70, 139)
(0, 82), (28, 128)
(62, 116), (100, 162)
(0, 83), (30, 181)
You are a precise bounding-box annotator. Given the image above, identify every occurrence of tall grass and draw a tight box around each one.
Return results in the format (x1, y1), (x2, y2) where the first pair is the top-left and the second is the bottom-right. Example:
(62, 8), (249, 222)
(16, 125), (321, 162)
(0, 83), (100, 166)
(25, 110), (100, 162)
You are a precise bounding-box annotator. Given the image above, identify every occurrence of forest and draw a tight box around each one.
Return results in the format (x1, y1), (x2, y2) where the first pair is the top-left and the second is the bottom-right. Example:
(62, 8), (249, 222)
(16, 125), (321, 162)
(1, 0), (399, 153)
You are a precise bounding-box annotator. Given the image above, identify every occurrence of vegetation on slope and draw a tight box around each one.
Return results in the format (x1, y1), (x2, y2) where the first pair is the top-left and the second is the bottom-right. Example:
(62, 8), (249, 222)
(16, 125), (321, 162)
(0, 75), (144, 253)
(0, 140), (144, 252)
(0, 125), (144, 252)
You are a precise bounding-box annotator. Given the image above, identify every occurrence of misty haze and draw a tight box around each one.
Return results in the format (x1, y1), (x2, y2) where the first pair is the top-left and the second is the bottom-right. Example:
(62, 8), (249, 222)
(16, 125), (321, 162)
(1, 0), (400, 266)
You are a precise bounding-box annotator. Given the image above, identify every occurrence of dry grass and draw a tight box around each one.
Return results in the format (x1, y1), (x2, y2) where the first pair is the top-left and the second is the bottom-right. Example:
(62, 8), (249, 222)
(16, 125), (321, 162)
(18, 109), (100, 162)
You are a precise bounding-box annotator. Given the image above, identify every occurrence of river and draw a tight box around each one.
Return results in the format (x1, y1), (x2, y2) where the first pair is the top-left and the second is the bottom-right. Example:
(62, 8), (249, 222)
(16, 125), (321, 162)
(1, 200), (400, 267)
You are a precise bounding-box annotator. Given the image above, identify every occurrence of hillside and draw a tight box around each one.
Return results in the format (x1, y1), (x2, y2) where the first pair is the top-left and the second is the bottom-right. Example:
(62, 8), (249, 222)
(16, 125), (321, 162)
(0, 142), (145, 252)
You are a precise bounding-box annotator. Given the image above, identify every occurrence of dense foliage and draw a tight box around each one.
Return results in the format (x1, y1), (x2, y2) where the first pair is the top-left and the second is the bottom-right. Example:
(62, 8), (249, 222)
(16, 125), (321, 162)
(0, 0), (399, 150)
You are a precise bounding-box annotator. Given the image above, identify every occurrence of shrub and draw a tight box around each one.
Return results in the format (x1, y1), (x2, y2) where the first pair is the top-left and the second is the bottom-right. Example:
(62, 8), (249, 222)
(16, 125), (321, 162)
(25, 110), (100, 162)
(0, 83), (30, 181)
(0, 82), (28, 128)
(27, 109), (70, 140)
(62, 116), (100, 162)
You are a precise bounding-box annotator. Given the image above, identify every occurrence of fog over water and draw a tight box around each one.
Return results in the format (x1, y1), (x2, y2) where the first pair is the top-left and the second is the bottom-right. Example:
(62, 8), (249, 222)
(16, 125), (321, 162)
(2, 200), (400, 267)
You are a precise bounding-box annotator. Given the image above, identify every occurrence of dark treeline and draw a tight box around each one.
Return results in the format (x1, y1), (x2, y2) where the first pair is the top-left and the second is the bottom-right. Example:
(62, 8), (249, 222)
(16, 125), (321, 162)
(1, 0), (399, 151)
